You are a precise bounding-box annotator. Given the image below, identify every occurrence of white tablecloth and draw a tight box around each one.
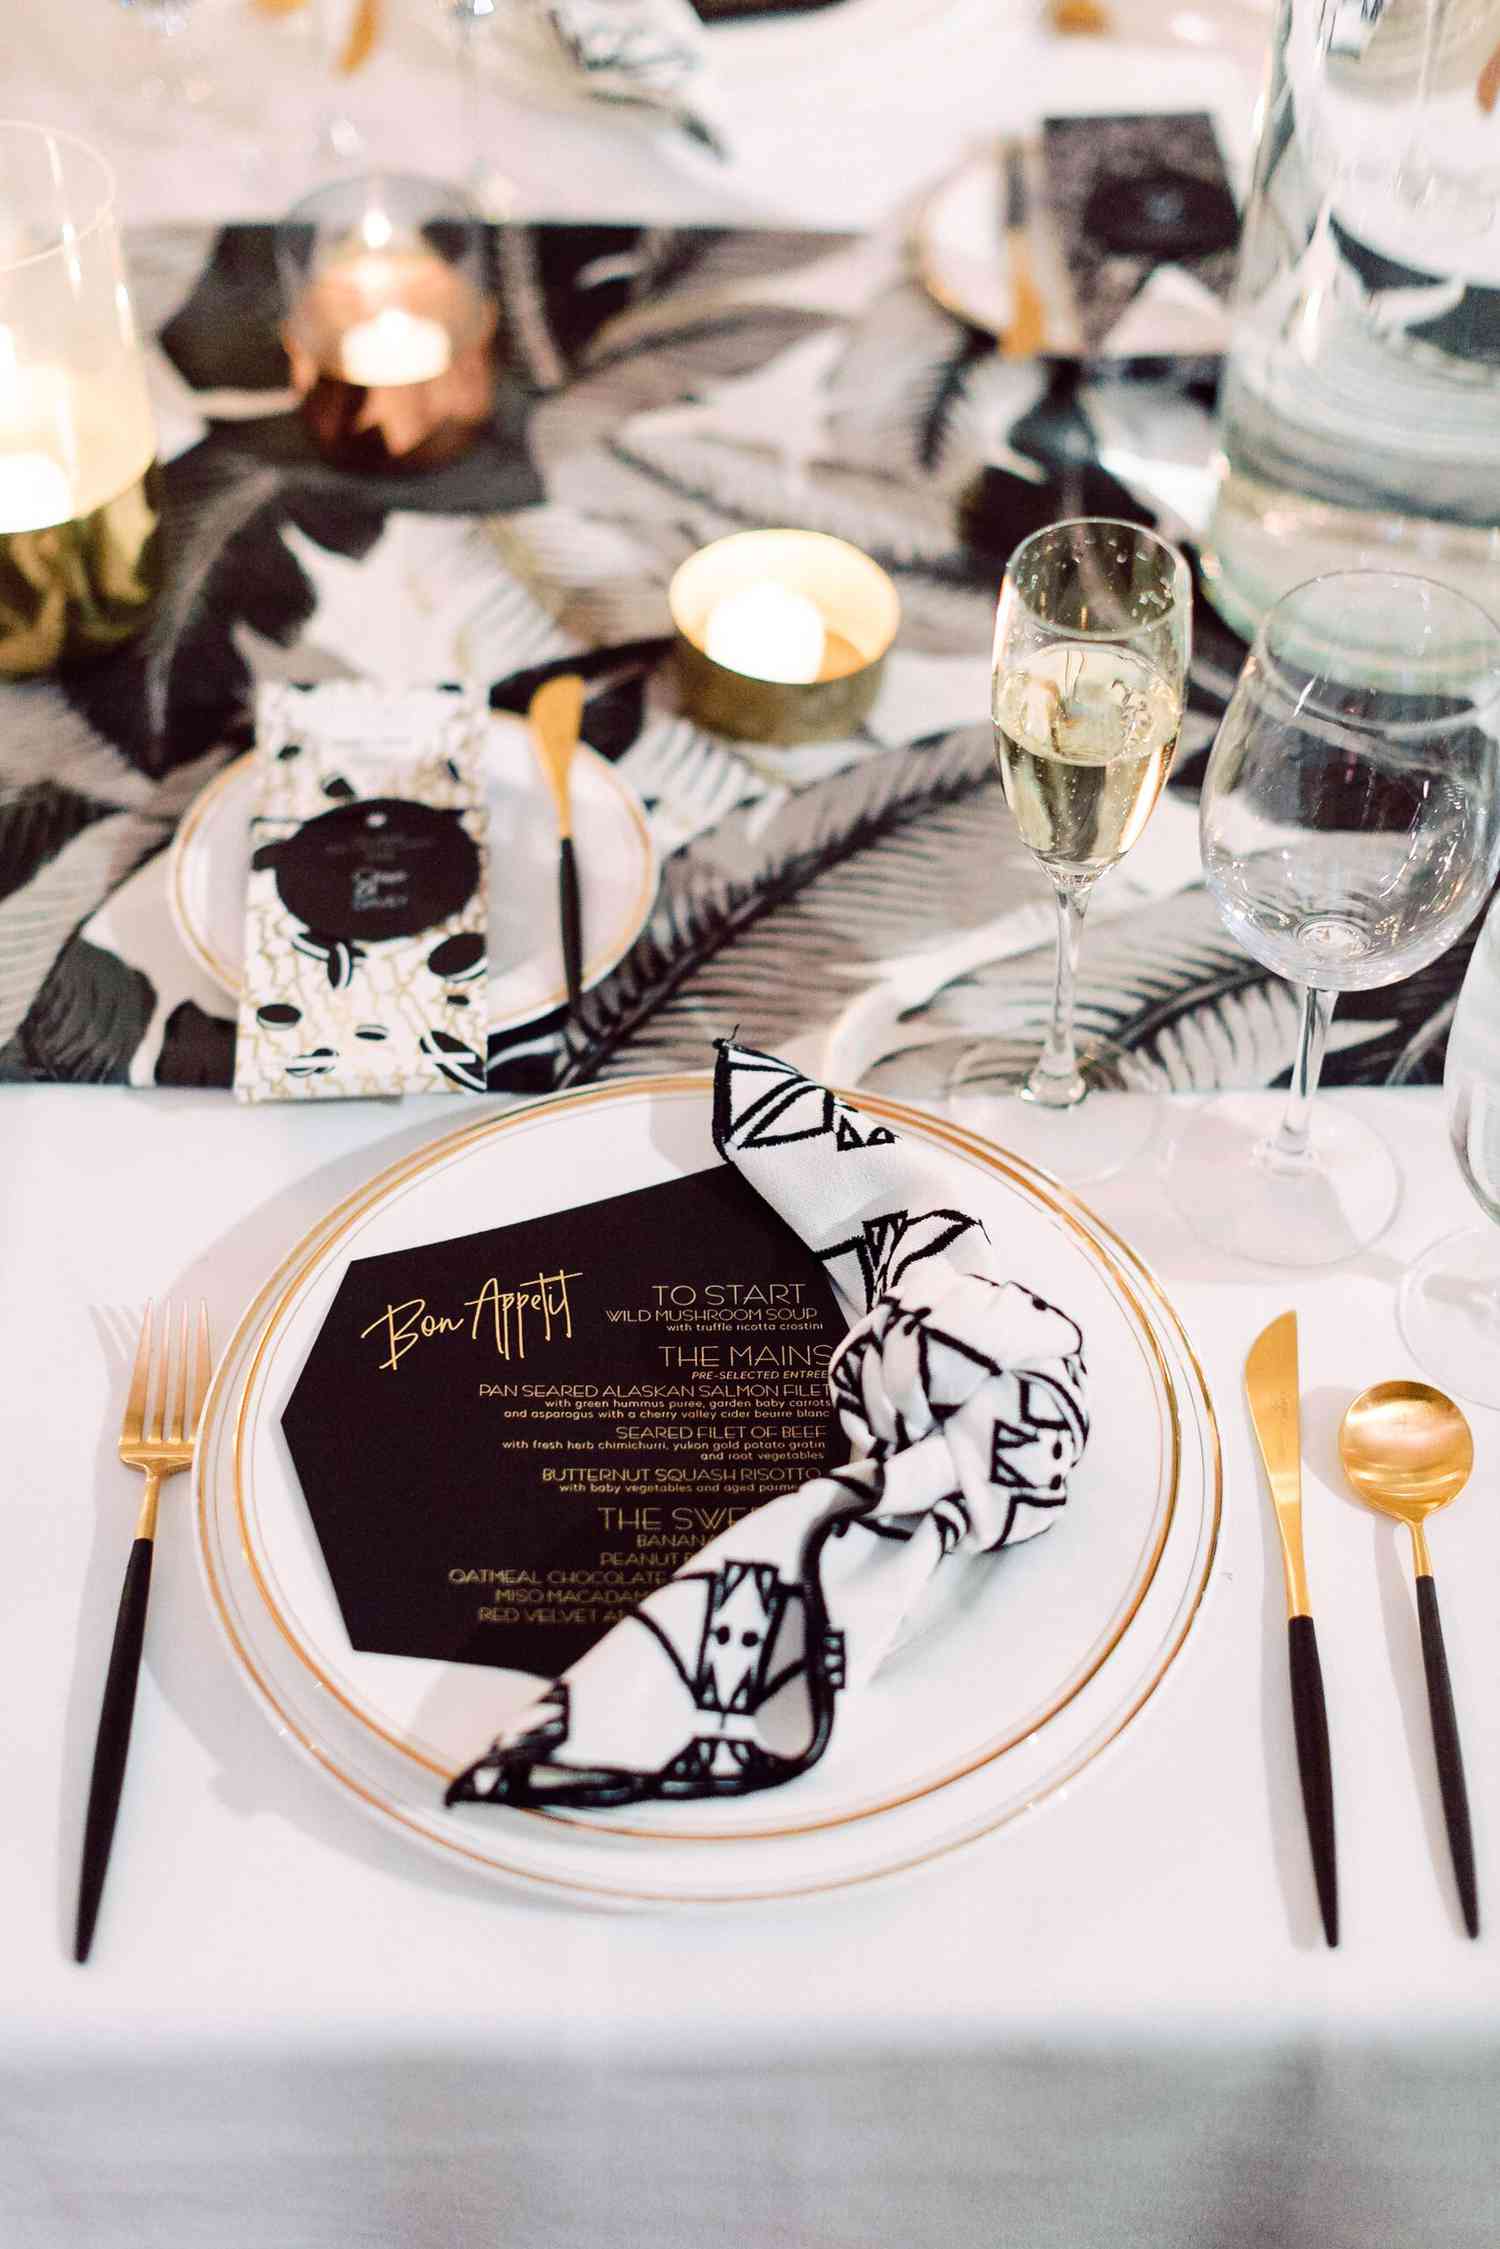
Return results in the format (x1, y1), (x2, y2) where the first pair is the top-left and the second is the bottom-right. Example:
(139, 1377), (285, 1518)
(8, 0), (1262, 230)
(5, 1085), (1499, 2246)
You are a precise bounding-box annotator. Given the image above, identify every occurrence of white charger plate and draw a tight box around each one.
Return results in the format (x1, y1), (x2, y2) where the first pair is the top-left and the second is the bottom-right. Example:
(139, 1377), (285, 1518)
(168, 716), (657, 1034)
(195, 1077), (1220, 1904)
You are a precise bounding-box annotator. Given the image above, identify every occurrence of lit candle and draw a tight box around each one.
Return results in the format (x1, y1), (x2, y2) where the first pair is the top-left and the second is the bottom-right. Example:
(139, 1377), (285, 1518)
(358, 204), (395, 253)
(0, 448), (72, 533)
(339, 305), (453, 388)
(704, 580), (827, 684)
(1, 327), (74, 532)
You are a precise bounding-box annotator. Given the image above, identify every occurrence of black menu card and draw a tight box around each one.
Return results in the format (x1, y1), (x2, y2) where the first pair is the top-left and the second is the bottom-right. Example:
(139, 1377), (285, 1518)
(281, 1166), (850, 1673)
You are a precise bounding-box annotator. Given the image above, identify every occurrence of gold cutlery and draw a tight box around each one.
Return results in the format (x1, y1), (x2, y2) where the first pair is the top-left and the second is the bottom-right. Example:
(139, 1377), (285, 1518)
(1245, 1311), (1338, 1947)
(998, 142), (1046, 360)
(1340, 1381), (1479, 1938)
(528, 673), (587, 1013)
(75, 1302), (212, 1964)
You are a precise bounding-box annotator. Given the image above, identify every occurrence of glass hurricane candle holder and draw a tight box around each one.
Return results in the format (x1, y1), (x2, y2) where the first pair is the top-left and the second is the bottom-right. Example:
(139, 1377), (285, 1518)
(669, 530), (900, 744)
(0, 124), (161, 679)
(277, 174), (498, 475)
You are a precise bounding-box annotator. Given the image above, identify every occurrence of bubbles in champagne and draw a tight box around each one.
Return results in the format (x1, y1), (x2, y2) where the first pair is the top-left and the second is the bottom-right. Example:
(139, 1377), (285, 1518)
(993, 644), (1181, 872)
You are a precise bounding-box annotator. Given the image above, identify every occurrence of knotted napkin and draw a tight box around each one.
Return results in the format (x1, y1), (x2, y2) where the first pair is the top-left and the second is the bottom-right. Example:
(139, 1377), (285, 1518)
(447, 1043), (1088, 1812)
(543, 0), (730, 159)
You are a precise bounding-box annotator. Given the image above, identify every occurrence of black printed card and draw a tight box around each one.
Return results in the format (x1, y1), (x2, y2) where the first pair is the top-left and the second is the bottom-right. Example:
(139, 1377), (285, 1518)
(1041, 112), (1239, 355)
(281, 1166), (850, 1674)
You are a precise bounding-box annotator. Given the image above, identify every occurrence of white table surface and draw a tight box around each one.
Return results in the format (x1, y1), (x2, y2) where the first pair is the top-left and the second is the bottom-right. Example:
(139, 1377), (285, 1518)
(9, 0), (1264, 230)
(5, 1083), (1499, 2248)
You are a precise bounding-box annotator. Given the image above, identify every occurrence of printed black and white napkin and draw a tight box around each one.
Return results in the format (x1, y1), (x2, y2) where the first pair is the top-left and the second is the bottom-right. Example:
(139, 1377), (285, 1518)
(545, 0), (730, 158)
(447, 1042), (1089, 1812)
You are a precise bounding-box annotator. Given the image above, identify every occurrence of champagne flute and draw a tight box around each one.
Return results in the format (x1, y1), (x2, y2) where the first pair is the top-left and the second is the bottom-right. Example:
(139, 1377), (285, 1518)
(1166, 571), (1500, 1268)
(1399, 895), (1500, 1406)
(965, 518), (1191, 1174)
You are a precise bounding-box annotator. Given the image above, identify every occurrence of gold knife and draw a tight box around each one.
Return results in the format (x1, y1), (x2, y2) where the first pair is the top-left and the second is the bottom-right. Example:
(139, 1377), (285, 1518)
(528, 674), (587, 1013)
(1245, 1311), (1338, 1947)
(998, 141), (1046, 360)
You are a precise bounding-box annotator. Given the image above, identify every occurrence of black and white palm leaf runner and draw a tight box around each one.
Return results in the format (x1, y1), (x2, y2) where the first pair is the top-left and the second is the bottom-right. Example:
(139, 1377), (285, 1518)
(447, 1041), (1088, 1810)
(0, 220), (1483, 1095)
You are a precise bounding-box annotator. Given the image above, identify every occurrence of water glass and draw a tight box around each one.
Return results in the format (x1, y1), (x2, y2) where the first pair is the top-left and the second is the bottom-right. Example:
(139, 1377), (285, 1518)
(1166, 571), (1500, 1266)
(1400, 896), (1500, 1406)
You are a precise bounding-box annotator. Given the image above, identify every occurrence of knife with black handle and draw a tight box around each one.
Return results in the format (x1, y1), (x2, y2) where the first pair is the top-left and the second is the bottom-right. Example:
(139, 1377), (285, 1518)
(1245, 1311), (1338, 1948)
(528, 675), (587, 1012)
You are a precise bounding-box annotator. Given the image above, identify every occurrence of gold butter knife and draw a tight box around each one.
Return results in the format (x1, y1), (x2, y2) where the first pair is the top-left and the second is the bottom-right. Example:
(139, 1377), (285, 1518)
(1245, 1311), (1338, 1947)
(998, 141), (1046, 360)
(528, 674), (587, 1013)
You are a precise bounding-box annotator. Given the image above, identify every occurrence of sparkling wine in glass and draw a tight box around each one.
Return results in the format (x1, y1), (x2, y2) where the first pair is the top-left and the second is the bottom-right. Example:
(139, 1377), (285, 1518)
(993, 641), (1184, 885)
(1399, 897), (1500, 1406)
(1166, 571), (1500, 1268)
(963, 518), (1191, 1176)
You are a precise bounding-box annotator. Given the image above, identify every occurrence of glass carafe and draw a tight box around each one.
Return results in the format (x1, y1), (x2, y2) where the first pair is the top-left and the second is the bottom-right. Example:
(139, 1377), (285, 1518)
(1202, 0), (1500, 639)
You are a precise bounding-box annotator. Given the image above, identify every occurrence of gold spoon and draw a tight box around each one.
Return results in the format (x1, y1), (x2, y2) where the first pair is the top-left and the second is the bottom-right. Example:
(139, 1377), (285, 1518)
(1339, 1381), (1479, 1937)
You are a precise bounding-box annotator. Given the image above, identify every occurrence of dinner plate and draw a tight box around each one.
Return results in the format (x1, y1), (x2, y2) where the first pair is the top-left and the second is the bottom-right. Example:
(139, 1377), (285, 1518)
(168, 716), (657, 1035)
(915, 146), (1023, 345)
(196, 1078), (1220, 1903)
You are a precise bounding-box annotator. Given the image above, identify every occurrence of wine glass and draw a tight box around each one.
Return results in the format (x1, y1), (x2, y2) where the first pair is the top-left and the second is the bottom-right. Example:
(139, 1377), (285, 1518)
(1399, 896), (1500, 1406)
(108, 0), (217, 135)
(956, 518), (1191, 1175)
(308, 0), (386, 170)
(1166, 571), (1500, 1268)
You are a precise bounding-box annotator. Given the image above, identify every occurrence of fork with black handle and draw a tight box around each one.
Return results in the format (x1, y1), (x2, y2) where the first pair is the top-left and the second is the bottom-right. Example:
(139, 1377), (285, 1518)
(75, 1302), (212, 1964)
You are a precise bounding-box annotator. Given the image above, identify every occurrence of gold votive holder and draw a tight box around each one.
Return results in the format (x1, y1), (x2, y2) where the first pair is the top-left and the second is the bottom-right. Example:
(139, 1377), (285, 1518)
(276, 174), (497, 476)
(669, 529), (900, 744)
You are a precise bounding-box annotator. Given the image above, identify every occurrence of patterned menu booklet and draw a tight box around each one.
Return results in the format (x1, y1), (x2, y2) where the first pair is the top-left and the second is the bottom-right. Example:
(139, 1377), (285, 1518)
(234, 682), (489, 1101)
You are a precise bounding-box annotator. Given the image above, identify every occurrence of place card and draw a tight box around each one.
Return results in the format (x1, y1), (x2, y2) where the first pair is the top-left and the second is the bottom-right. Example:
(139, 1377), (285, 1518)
(1041, 112), (1238, 357)
(280, 1165), (851, 1674)
(233, 681), (489, 1102)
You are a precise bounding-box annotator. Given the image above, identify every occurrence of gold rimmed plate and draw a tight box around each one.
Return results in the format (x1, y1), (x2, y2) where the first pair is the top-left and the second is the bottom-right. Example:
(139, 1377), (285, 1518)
(195, 1078), (1220, 1904)
(168, 715), (657, 1034)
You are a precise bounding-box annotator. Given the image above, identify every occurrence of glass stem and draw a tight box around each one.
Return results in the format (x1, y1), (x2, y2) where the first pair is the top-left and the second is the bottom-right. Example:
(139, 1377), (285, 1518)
(453, 13), (483, 191)
(1026, 873), (1095, 1108)
(311, 0), (364, 162)
(1269, 984), (1337, 1167)
(454, 12), (513, 219)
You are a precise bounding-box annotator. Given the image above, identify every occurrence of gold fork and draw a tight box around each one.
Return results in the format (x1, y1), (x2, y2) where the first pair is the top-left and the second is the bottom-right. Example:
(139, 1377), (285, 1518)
(75, 1302), (213, 1964)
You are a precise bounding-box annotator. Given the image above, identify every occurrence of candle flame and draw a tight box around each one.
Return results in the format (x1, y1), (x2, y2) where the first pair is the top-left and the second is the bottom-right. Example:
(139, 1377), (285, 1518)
(339, 305), (453, 388)
(704, 580), (826, 685)
(359, 205), (395, 253)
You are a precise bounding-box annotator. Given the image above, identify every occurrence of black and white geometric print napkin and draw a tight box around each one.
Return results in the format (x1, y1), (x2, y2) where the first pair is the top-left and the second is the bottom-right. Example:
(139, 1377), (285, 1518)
(447, 1043), (1089, 1813)
(546, 0), (730, 159)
